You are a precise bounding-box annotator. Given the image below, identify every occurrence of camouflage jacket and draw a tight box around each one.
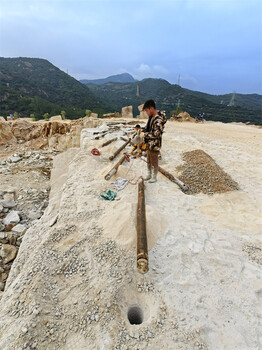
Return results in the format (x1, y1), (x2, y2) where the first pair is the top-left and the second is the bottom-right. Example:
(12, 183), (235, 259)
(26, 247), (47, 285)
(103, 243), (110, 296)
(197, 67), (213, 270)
(143, 111), (167, 151)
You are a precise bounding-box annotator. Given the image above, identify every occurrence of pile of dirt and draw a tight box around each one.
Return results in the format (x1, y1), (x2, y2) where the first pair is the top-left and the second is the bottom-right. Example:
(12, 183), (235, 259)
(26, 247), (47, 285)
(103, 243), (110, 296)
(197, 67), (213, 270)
(177, 149), (239, 195)
(171, 112), (195, 122)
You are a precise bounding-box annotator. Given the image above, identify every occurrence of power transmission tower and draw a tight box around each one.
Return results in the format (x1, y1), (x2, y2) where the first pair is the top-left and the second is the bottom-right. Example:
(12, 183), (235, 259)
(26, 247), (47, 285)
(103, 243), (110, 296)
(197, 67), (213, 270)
(228, 91), (236, 106)
(177, 74), (181, 86)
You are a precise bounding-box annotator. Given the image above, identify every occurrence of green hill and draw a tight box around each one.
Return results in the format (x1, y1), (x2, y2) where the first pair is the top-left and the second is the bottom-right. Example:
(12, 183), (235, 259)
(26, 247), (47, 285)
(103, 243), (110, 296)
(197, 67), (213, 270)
(0, 57), (107, 119)
(80, 73), (136, 85)
(84, 79), (262, 124)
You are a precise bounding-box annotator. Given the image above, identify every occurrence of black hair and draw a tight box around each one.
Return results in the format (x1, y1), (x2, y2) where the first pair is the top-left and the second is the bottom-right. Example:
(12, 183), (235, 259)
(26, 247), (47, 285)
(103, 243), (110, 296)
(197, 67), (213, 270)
(143, 99), (156, 110)
(135, 124), (141, 128)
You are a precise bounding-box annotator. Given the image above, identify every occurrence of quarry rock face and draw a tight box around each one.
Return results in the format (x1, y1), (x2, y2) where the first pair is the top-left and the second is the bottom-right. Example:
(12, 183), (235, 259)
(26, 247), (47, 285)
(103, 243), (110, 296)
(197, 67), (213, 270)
(11, 120), (41, 141)
(0, 117), (103, 151)
(121, 105), (133, 118)
(0, 122), (15, 144)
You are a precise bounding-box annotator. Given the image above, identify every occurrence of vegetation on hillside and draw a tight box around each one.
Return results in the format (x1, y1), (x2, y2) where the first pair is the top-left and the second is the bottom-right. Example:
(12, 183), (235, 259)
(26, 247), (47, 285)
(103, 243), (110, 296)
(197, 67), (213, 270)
(0, 57), (261, 124)
(0, 57), (108, 119)
(85, 79), (262, 124)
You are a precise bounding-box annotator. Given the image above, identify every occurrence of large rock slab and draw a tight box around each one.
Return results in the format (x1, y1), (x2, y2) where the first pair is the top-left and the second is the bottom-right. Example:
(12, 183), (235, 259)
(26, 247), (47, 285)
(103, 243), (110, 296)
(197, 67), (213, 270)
(137, 104), (148, 119)
(121, 106), (133, 118)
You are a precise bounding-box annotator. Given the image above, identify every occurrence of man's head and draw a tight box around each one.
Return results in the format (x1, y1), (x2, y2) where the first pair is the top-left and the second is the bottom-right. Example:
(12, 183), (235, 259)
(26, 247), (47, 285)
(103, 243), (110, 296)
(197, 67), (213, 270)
(135, 124), (141, 130)
(143, 99), (157, 117)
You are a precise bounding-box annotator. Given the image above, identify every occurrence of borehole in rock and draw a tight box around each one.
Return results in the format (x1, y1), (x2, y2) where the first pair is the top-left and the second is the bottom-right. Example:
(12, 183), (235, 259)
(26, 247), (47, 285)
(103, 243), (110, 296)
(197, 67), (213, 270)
(127, 305), (143, 325)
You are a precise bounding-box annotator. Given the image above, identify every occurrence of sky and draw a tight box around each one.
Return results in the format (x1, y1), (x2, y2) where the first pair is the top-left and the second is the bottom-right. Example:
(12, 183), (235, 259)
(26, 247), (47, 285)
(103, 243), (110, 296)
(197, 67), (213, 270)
(0, 0), (262, 95)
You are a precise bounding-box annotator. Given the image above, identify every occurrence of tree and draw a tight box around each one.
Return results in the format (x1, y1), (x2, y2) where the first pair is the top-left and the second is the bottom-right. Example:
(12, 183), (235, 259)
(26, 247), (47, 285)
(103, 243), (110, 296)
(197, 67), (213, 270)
(174, 107), (183, 115)
(43, 113), (49, 120)
(14, 112), (19, 119)
(85, 109), (91, 117)
(30, 113), (36, 121)
(61, 110), (66, 120)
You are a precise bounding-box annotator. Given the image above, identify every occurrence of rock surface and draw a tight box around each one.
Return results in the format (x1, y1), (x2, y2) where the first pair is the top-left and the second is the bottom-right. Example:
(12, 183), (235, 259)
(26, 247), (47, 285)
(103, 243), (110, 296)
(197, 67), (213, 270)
(0, 119), (261, 350)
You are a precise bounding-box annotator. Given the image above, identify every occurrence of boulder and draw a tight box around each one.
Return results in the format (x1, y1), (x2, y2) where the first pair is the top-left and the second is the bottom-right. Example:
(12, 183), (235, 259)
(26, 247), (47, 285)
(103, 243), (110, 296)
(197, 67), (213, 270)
(90, 113), (98, 118)
(0, 116), (6, 122)
(137, 104), (148, 119)
(83, 117), (103, 129)
(49, 115), (62, 122)
(121, 106), (133, 118)
(28, 210), (41, 220)
(0, 232), (8, 244)
(2, 199), (16, 208)
(0, 244), (18, 264)
(102, 112), (120, 119)
(11, 224), (27, 235)
(3, 211), (20, 226)
(7, 155), (22, 163)
(3, 192), (15, 201)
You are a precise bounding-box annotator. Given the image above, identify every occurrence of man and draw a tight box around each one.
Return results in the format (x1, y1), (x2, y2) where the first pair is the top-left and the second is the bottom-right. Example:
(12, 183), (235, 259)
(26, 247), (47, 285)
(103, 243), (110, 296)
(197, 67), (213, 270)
(142, 100), (166, 183)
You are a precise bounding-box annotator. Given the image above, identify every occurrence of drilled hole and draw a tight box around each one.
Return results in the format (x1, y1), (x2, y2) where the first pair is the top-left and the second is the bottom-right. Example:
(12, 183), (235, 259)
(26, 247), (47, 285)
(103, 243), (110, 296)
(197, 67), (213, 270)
(127, 305), (143, 325)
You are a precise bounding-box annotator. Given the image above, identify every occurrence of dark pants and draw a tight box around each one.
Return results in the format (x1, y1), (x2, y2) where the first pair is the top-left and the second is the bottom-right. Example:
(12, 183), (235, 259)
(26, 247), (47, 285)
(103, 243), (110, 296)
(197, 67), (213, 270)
(147, 150), (159, 175)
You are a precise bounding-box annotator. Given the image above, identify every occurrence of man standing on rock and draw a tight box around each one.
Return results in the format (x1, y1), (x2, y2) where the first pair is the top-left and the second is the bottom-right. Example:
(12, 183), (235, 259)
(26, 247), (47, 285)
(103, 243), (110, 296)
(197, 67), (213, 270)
(142, 100), (167, 183)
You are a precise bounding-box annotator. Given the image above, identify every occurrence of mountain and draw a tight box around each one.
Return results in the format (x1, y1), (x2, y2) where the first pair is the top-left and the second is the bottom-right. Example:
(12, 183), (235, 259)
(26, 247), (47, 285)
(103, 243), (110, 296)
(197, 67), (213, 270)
(0, 57), (107, 119)
(184, 89), (262, 112)
(80, 73), (136, 85)
(84, 78), (262, 124)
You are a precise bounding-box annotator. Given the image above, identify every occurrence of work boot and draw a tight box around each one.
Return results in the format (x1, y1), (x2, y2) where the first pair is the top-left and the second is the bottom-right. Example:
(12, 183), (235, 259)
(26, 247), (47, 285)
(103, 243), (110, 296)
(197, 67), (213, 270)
(149, 173), (157, 183)
(144, 170), (152, 181)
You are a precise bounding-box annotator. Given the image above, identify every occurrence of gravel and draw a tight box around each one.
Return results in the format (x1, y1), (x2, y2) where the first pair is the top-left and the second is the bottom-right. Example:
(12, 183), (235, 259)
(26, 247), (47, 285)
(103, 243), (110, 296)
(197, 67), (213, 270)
(177, 149), (239, 195)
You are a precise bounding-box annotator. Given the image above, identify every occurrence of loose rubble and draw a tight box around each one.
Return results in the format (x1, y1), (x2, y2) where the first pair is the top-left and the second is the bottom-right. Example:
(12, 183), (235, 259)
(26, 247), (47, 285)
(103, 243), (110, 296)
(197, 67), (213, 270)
(177, 149), (239, 195)
(0, 149), (53, 292)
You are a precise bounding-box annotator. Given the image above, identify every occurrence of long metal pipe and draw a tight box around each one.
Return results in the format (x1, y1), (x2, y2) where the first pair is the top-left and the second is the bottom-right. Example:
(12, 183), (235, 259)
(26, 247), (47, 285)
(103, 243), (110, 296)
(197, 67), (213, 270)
(102, 137), (118, 147)
(158, 166), (189, 192)
(109, 139), (130, 161)
(137, 178), (148, 274)
(104, 155), (126, 180)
